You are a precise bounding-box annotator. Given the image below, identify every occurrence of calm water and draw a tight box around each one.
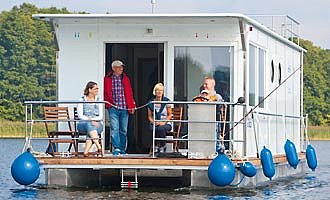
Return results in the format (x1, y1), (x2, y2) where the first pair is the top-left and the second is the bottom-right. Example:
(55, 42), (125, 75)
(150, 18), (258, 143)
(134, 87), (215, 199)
(1, 139), (329, 199)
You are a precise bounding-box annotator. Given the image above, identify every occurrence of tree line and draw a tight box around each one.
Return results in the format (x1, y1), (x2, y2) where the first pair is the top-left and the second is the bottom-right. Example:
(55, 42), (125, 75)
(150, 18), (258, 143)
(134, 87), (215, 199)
(0, 3), (329, 125)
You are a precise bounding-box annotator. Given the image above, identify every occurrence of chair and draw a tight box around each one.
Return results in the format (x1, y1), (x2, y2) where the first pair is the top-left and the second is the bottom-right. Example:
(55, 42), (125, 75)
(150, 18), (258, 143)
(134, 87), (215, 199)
(43, 107), (77, 156)
(73, 107), (103, 156)
(166, 106), (183, 152)
(218, 104), (228, 148)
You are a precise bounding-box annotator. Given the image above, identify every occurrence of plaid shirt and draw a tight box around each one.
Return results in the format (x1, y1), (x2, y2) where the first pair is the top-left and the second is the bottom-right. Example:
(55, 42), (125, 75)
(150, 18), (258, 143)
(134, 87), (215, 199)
(112, 74), (127, 109)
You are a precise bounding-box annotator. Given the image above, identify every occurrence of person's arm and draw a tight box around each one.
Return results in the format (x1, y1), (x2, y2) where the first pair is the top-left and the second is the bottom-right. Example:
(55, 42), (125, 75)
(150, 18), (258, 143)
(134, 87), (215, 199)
(124, 75), (136, 114)
(216, 93), (224, 102)
(166, 105), (172, 121)
(147, 108), (154, 124)
(104, 76), (112, 108)
(77, 98), (89, 120)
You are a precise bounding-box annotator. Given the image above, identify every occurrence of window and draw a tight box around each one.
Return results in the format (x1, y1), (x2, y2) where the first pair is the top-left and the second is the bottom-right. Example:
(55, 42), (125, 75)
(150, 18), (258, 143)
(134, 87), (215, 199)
(271, 60), (274, 83)
(249, 44), (265, 108)
(258, 49), (265, 108)
(249, 45), (256, 106)
(278, 63), (282, 84)
(174, 46), (232, 102)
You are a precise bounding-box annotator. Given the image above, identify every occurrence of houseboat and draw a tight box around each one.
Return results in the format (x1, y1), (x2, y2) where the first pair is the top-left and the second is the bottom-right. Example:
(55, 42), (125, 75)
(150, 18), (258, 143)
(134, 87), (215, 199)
(23, 13), (312, 188)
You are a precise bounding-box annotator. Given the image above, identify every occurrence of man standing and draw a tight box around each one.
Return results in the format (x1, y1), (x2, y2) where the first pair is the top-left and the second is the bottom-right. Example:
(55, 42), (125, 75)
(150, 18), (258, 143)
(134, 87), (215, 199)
(104, 60), (135, 155)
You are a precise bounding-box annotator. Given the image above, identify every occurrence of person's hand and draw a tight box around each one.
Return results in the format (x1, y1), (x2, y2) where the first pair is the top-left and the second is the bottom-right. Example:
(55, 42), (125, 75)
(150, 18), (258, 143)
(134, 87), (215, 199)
(158, 121), (166, 126)
(92, 121), (99, 128)
(129, 108), (135, 114)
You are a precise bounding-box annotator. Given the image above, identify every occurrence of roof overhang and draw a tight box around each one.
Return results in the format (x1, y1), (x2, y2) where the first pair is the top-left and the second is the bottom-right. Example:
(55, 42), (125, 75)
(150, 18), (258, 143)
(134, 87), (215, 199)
(32, 13), (306, 52)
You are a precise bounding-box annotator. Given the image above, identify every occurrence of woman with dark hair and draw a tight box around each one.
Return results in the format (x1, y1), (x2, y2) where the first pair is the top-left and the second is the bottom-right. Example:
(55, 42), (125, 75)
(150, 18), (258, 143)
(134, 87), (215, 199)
(77, 81), (103, 157)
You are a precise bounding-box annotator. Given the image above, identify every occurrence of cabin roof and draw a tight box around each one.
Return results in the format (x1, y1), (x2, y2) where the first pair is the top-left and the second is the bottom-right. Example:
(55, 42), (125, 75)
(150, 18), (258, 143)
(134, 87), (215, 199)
(32, 13), (306, 52)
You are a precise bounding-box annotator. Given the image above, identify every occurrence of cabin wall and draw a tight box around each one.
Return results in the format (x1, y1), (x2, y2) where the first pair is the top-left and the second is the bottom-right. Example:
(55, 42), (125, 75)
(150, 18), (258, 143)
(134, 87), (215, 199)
(56, 23), (104, 101)
(245, 25), (302, 157)
(54, 19), (241, 100)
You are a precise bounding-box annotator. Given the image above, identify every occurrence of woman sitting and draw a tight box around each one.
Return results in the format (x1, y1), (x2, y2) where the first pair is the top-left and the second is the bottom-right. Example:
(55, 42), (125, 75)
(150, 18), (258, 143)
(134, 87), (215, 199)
(77, 81), (103, 157)
(147, 83), (172, 153)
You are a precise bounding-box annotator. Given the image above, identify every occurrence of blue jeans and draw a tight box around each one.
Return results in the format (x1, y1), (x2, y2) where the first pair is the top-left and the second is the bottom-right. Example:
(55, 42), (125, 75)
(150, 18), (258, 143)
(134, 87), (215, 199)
(77, 121), (103, 138)
(216, 122), (223, 152)
(149, 124), (172, 147)
(108, 107), (129, 151)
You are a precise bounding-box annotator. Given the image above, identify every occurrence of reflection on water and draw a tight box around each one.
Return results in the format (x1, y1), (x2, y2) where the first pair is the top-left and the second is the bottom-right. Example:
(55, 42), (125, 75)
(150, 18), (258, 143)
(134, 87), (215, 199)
(1, 139), (329, 199)
(10, 189), (38, 199)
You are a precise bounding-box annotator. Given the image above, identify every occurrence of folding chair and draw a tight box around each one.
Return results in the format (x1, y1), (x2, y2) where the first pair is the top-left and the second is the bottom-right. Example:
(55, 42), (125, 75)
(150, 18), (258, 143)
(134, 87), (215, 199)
(166, 106), (183, 152)
(43, 106), (77, 156)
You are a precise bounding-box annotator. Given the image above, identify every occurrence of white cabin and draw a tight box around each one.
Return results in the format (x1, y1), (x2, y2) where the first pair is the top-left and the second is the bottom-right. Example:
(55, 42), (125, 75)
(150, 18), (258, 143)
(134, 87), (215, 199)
(33, 13), (305, 157)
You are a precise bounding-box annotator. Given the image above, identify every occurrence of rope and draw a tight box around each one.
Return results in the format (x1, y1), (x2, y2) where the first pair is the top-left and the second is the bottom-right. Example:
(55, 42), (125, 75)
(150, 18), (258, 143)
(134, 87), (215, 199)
(230, 175), (245, 187)
(105, 101), (151, 111)
(224, 150), (250, 187)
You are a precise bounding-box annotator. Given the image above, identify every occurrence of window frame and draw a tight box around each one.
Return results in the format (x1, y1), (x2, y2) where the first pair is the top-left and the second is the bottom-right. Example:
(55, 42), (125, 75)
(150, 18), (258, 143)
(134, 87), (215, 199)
(248, 43), (266, 108)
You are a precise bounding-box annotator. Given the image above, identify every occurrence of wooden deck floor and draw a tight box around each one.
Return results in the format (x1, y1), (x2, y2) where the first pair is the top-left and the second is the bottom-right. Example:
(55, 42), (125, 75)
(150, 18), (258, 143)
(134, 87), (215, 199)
(36, 153), (306, 170)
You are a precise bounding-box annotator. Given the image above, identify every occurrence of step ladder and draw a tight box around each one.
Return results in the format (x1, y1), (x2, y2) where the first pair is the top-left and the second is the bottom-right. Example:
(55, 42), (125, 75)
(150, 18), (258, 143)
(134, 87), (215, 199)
(120, 169), (138, 189)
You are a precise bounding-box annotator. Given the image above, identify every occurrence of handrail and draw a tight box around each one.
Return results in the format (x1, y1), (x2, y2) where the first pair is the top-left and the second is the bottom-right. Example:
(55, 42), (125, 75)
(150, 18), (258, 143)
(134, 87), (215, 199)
(24, 100), (107, 104)
(149, 100), (245, 106)
(150, 100), (246, 158)
(23, 100), (107, 153)
(253, 111), (301, 119)
(247, 14), (300, 45)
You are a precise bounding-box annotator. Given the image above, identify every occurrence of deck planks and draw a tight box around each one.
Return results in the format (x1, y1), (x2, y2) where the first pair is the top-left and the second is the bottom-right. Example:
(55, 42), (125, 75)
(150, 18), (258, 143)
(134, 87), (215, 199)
(36, 153), (306, 168)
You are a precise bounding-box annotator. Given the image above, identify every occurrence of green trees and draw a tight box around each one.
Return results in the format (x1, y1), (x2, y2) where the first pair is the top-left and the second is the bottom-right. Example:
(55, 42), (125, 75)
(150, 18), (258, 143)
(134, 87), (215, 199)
(300, 39), (330, 126)
(0, 3), (69, 120)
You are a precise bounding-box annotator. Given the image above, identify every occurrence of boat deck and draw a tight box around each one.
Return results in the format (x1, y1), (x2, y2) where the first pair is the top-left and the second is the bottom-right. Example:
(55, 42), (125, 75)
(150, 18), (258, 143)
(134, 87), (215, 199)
(36, 153), (306, 170)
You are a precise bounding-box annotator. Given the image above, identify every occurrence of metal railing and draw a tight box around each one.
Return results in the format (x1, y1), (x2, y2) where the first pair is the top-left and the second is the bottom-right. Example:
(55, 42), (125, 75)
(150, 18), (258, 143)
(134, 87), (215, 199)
(150, 100), (246, 158)
(23, 100), (308, 158)
(250, 111), (307, 154)
(23, 100), (107, 155)
(248, 15), (300, 45)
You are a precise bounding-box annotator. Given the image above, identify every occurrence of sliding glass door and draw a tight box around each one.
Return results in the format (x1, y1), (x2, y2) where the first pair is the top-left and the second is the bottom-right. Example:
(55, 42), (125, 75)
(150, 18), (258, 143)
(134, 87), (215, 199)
(174, 46), (233, 102)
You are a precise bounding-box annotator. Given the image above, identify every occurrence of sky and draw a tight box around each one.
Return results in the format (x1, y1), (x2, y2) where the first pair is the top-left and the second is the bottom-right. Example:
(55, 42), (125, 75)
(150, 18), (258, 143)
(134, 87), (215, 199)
(1, 0), (329, 49)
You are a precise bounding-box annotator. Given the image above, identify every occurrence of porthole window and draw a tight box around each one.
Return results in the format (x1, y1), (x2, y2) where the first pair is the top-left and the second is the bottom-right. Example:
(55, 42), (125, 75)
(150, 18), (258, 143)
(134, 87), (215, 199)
(278, 63), (282, 84)
(270, 60), (274, 83)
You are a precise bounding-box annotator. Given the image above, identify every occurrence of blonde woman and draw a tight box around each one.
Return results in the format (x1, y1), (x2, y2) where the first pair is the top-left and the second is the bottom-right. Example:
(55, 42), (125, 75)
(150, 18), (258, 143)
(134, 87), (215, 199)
(147, 83), (172, 153)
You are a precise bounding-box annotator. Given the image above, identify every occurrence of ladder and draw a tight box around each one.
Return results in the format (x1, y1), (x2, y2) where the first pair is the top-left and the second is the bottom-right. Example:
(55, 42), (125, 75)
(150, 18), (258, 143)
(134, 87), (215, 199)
(120, 169), (138, 189)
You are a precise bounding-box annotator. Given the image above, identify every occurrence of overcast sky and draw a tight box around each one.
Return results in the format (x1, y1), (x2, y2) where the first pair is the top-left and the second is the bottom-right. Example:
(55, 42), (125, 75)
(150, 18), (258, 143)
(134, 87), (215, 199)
(1, 0), (329, 49)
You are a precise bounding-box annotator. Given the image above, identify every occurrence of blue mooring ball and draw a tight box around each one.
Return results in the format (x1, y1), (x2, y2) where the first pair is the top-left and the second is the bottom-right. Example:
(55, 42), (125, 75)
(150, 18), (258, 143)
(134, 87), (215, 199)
(284, 139), (299, 169)
(11, 151), (40, 185)
(239, 162), (257, 177)
(208, 152), (235, 186)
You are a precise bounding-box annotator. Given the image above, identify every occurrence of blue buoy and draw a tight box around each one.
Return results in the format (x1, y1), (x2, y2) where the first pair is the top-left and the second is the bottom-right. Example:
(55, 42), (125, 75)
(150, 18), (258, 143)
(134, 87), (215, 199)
(208, 152), (235, 186)
(11, 151), (40, 185)
(306, 144), (317, 171)
(239, 162), (257, 177)
(260, 146), (275, 180)
(284, 139), (299, 169)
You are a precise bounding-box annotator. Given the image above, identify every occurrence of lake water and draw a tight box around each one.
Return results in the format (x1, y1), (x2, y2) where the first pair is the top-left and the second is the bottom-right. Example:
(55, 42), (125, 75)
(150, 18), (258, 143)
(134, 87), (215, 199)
(1, 139), (329, 199)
